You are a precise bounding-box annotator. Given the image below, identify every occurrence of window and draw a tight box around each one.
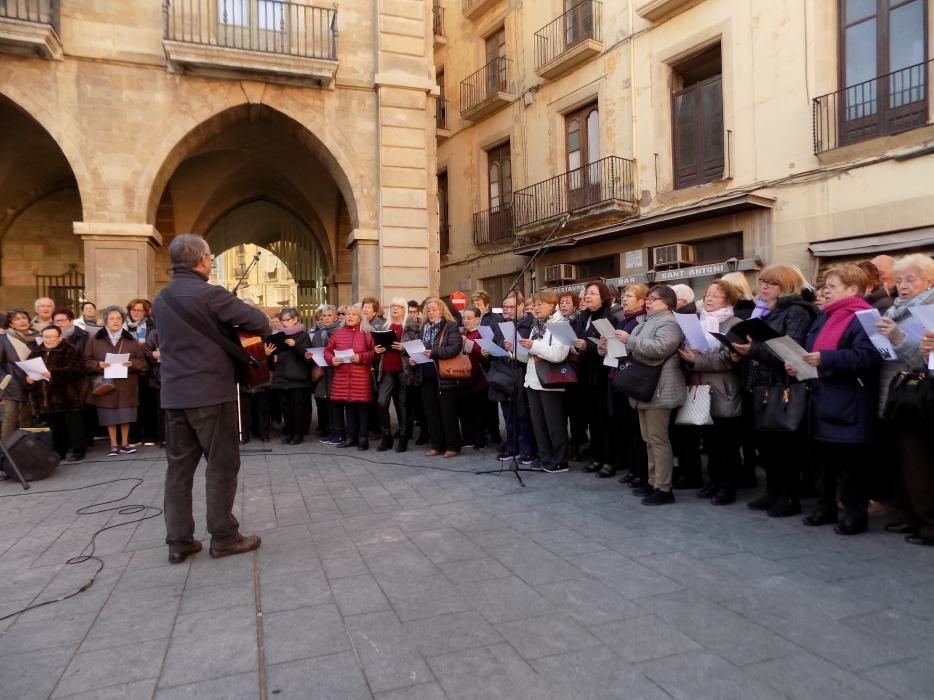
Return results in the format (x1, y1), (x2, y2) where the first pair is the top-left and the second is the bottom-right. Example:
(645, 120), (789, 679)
(219, 0), (248, 26)
(481, 273), (524, 306)
(485, 27), (508, 93)
(258, 0), (285, 31)
(438, 171), (450, 255)
(576, 255), (618, 281)
(436, 70), (447, 129)
(487, 142), (512, 210)
(671, 45), (724, 189)
(565, 0), (596, 48)
(485, 28), (506, 64)
(839, 0), (927, 143)
(565, 102), (601, 208)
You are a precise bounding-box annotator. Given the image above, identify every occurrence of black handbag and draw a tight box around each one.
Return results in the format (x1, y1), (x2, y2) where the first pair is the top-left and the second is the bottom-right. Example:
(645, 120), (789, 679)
(535, 358), (577, 388)
(611, 358), (663, 403)
(485, 360), (516, 395)
(883, 371), (934, 426)
(752, 382), (808, 432)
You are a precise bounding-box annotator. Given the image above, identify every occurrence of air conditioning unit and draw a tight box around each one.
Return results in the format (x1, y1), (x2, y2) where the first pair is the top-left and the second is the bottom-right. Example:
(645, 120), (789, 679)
(544, 263), (577, 283)
(653, 243), (695, 270)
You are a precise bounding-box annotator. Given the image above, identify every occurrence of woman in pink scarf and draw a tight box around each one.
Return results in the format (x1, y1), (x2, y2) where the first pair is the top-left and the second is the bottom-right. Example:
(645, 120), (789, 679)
(785, 264), (883, 535)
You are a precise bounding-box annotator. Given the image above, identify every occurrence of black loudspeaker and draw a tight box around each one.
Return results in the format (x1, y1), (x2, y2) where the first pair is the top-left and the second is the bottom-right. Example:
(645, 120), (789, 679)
(1, 429), (60, 481)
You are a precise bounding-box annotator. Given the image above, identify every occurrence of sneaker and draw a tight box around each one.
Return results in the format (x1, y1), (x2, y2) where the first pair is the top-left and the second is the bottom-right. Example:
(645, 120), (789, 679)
(529, 462), (545, 471)
(497, 451), (515, 462)
(642, 489), (675, 506)
(119, 445), (137, 454)
(319, 434), (334, 445)
(519, 454), (536, 466)
(542, 464), (569, 473)
(107, 446), (119, 457)
(127, 442), (142, 448)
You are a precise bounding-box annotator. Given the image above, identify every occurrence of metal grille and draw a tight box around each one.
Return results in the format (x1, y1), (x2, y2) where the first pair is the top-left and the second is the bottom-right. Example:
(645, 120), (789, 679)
(35, 264), (84, 314)
(534, 1), (601, 70)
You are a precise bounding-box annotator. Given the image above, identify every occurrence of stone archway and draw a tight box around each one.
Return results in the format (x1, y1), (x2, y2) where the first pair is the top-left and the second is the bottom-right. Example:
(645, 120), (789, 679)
(0, 96), (84, 311)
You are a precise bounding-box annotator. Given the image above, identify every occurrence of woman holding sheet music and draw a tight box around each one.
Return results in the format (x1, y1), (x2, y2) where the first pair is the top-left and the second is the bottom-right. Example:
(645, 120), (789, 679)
(373, 297), (411, 453)
(266, 308), (312, 446)
(731, 265), (817, 518)
(458, 307), (489, 452)
(325, 306), (375, 450)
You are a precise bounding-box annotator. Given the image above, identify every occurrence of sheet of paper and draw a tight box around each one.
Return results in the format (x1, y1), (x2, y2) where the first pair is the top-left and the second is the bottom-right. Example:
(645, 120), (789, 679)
(591, 318), (616, 339)
(607, 338), (628, 358)
(764, 336), (819, 381)
(477, 326), (495, 341)
(475, 339), (507, 357)
(497, 321), (516, 343)
(909, 304), (934, 332)
(854, 309), (898, 361)
(307, 347), (328, 367)
(334, 349), (355, 361)
(603, 354), (620, 368)
(15, 357), (49, 382)
(930, 352), (934, 372)
(104, 353), (130, 379)
(546, 320), (578, 346)
(402, 340), (428, 356)
(674, 313), (712, 351)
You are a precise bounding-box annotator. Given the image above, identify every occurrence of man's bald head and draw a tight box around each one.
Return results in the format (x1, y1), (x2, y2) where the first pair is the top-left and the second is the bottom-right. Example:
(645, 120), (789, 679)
(871, 255), (895, 289)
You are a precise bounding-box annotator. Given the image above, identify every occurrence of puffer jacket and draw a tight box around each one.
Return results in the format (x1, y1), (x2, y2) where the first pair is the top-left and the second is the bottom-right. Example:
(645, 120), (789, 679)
(325, 325), (375, 402)
(524, 309), (571, 392)
(878, 290), (934, 415)
(270, 328), (312, 390)
(626, 309), (686, 410)
(25, 341), (85, 414)
(742, 295), (817, 390)
(685, 315), (743, 418)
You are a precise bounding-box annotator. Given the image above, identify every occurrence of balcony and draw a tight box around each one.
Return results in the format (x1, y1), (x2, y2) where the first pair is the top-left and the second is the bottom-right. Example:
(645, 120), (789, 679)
(436, 98), (451, 139)
(636, 0), (698, 22)
(0, 0), (62, 60)
(535, 1), (603, 81)
(813, 59), (931, 155)
(460, 57), (515, 121)
(462, 0), (500, 21)
(162, 0), (338, 87)
(473, 203), (513, 245)
(433, 2), (445, 45)
(512, 156), (637, 235)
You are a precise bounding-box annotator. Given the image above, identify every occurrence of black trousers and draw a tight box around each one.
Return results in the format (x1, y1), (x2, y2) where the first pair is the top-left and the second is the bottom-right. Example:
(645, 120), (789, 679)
(315, 396), (330, 434)
(164, 401), (241, 549)
(672, 423), (703, 484)
(610, 390), (647, 477)
(895, 426), (934, 538)
(756, 429), (805, 502)
(586, 376), (612, 465)
(241, 390), (270, 439)
(527, 389), (568, 467)
(421, 381), (461, 452)
(406, 380), (425, 439)
(705, 416), (743, 494)
(278, 387), (307, 439)
(458, 388), (488, 448)
(342, 402), (369, 442)
(377, 370), (407, 436)
(813, 440), (870, 520)
(567, 386), (590, 449)
(482, 396), (501, 442)
(328, 398), (345, 437)
(44, 411), (85, 458)
(131, 377), (159, 443)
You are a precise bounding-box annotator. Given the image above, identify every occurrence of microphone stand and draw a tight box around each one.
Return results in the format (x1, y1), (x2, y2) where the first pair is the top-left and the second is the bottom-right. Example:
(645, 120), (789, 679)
(231, 251), (261, 297)
(476, 213), (572, 486)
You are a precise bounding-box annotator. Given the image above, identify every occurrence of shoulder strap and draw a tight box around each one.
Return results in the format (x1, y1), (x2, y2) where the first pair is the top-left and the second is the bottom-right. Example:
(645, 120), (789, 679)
(159, 288), (258, 368)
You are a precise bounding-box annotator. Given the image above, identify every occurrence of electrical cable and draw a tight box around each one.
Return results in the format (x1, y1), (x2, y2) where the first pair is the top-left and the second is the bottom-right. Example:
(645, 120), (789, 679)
(0, 477), (163, 621)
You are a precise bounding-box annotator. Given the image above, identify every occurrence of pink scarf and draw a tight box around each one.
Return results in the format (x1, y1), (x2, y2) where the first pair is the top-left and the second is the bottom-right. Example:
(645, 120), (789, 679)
(812, 296), (872, 352)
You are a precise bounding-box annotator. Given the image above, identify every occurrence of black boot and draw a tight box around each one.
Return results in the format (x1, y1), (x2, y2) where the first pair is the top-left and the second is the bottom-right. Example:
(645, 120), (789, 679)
(378, 432), (393, 452)
(395, 436), (408, 453)
(358, 438), (369, 451)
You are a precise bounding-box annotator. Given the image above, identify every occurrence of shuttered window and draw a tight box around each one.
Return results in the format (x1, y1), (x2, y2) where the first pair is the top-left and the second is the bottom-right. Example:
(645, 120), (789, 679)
(672, 46), (724, 190)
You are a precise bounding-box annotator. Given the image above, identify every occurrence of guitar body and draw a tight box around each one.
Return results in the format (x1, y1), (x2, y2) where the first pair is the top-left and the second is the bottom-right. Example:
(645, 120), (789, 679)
(237, 330), (272, 389)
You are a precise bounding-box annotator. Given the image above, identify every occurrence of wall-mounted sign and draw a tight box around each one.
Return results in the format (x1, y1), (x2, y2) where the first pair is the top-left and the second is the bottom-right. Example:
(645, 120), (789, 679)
(624, 249), (643, 269)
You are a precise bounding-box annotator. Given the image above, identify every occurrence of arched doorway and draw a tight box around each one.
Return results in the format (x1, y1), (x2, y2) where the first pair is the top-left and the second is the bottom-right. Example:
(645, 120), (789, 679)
(150, 105), (354, 306)
(0, 96), (84, 311)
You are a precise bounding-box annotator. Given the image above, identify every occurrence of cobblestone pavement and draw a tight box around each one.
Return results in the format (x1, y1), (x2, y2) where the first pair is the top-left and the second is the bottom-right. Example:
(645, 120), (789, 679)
(0, 441), (932, 699)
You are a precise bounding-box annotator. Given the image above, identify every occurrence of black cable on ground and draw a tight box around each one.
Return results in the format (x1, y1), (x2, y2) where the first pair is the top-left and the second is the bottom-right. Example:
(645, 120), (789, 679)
(0, 477), (163, 621)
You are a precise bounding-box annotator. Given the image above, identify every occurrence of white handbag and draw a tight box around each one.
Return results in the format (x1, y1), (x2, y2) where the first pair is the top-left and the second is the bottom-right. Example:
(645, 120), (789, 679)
(675, 384), (714, 426)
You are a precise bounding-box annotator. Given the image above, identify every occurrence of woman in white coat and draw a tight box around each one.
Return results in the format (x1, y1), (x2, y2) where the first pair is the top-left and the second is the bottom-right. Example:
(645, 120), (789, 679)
(520, 290), (572, 473)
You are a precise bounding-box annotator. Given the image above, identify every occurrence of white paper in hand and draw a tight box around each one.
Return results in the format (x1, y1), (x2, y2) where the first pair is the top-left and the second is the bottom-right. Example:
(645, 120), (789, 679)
(476, 339), (507, 357)
(674, 313), (712, 351)
(546, 320), (578, 346)
(764, 336), (819, 381)
(308, 347), (329, 367)
(104, 353), (130, 379)
(334, 349), (355, 361)
(402, 340), (432, 364)
(854, 309), (897, 361)
(591, 318), (616, 339)
(477, 326), (495, 341)
(15, 357), (49, 381)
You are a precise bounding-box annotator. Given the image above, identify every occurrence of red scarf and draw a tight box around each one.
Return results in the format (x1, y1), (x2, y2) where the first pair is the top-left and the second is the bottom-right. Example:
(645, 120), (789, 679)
(812, 296), (872, 352)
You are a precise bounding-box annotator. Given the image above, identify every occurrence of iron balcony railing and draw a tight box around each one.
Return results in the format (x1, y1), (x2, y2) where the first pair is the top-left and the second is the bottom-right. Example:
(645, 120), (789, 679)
(473, 203), (514, 245)
(164, 0), (337, 60)
(0, 0), (59, 32)
(513, 155), (636, 229)
(436, 98), (449, 130)
(460, 56), (512, 115)
(535, 0), (601, 71)
(813, 58), (931, 154)
(433, 2), (445, 37)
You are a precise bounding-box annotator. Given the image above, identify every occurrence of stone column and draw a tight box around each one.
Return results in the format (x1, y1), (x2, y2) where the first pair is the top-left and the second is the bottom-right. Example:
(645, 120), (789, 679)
(349, 227), (380, 301)
(74, 222), (162, 307)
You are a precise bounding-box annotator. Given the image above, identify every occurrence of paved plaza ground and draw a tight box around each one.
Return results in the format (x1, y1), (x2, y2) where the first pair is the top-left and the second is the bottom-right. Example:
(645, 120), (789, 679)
(0, 441), (932, 699)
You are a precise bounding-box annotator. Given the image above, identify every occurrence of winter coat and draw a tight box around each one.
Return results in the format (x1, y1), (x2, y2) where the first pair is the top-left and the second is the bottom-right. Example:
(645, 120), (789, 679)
(310, 324), (340, 400)
(325, 325), (375, 403)
(413, 320), (464, 392)
(270, 330), (312, 390)
(685, 315), (743, 418)
(804, 314), (881, 444)
(485, 314), (533, 403)
(877, 292), (934, 415)
(0, 331), (38, 403)
(573, 305), (612, 386)
(26, 341), (85, 415)
(742, 295), (817, 390)
(626, 309), (686, 410)
(152, 267), (271, 409)
(524, 309), (572, 392)
(400, 319), (422, 387)
(461, 328), (489, 393)
(865, 286), (895, 314)
(64, 327), (90, 357)
(84, 328), (147, 409)
(144, 329), (162, 389)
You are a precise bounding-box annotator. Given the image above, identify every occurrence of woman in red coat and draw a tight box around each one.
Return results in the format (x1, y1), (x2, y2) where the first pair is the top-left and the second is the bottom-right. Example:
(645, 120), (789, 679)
(325, 306), (375, 450)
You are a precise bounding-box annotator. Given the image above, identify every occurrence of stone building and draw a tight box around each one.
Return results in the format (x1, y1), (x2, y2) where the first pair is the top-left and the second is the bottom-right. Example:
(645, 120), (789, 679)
(435, 0), (934, 299)
(209, 243), (301, 314)
(0, 0), (439, 313)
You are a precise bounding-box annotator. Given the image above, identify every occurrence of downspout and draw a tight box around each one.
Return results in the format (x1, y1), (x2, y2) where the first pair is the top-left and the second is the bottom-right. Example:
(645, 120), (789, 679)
(375, 0), (384, 300)
(628, 0), (641, 205)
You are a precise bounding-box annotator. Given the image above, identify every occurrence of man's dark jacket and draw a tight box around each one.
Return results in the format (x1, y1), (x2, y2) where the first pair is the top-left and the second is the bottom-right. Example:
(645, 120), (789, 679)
(152, 267), (271, 410)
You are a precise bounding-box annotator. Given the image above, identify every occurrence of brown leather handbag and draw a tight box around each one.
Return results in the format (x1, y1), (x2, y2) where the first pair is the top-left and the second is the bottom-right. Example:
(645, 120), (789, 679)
(436, 325), (473, 380)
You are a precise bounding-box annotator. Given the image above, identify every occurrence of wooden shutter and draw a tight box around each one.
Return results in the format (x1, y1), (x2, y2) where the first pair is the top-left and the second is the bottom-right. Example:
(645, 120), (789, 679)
(672, 75), (723, 189)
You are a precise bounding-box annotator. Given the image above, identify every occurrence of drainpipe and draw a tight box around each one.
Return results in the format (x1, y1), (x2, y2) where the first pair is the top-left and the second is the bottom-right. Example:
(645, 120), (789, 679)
(628, 0), (641, 205)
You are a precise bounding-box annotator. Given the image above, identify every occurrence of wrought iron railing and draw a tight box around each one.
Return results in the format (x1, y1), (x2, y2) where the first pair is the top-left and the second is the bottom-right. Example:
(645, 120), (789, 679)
(436, 98), (449, 130)
(535, 0), (601, 70)
(36, 264), (84, 314)
(512, 156), (635, 229)
(433, 1), (445, 37)
(460, 56), (512, 115)
(813, 58), (931, 154)
(0, 0), (59, 32)
(163, 0), (337, 60)
(473, 203), (513, 245)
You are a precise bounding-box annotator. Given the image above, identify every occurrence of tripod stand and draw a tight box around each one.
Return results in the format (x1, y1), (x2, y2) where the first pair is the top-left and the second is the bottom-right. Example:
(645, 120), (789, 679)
(476, 213), (572, 486)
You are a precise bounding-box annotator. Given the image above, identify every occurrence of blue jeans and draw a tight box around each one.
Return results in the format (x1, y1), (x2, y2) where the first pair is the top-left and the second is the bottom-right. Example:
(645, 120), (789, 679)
(501, 399), (535, 456)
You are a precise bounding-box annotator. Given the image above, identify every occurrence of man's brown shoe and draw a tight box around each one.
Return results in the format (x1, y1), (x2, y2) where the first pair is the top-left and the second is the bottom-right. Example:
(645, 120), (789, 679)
(209, 534), (261, 559)
(168, 540), (202, 564)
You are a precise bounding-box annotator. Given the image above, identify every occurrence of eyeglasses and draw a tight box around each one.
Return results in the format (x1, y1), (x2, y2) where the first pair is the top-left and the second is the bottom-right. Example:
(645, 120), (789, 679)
(646, 295), (662, 303)
(759, 280), (780, 287)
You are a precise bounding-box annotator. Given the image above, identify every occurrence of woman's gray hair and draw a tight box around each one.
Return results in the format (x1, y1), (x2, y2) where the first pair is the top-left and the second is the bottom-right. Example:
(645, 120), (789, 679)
(319, 304), (337, 313)
(101, 305), (126, 323)
(169, 234), (209, 267)
(279, 307), (300, 320)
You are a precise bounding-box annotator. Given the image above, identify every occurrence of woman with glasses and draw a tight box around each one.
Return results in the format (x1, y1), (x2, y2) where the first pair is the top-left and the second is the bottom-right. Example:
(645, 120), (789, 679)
(266, 308), (312, 445)
(311, 305), (342, 445)
(611, 284), (649, 486)
(126, 298), (157, 446)
(732, 265), (817, 517)
(325, 306), (375, 450)
(677, 280), (744, 505)
(0, 308), (39, 439)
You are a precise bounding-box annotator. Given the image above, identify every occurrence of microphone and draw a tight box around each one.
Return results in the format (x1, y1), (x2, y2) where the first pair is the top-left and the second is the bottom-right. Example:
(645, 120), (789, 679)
(253, 251), (261, 261)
